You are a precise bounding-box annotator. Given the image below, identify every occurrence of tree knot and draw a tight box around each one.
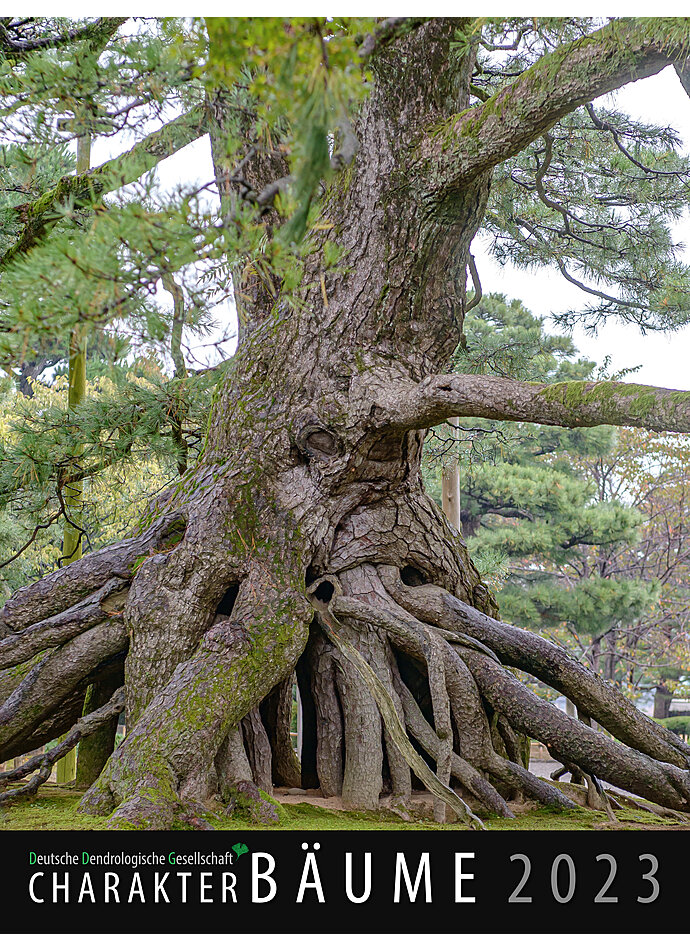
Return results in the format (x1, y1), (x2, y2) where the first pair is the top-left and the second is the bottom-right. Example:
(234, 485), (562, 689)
(293, 413), (342, 461)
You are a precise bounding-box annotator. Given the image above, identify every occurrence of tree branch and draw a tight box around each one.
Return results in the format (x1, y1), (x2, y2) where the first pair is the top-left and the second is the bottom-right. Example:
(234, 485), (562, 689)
(420, 18), (690, 193)
(466, 252), (482, 312)
(0, 509), (61, 572)
(0, 17), (126, 58)
(585, 102), (689, 179)
(513, 214), (648, 312)
(0, 105), (208, 271)
(390, 373), (690, 435)
(357, 17), (427, 61)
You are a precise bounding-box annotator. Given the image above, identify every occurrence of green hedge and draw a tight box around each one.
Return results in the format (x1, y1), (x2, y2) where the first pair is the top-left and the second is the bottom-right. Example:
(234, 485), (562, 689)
(655, 715), (690, 737)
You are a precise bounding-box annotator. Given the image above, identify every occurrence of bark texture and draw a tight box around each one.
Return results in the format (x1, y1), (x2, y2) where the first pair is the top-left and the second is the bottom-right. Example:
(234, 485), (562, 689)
(3, 18), (690, 827)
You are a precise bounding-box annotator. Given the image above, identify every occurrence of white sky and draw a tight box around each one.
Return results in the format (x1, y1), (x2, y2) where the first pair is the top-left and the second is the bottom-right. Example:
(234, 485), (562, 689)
(97, 38), (690, 387)
(473, 65), (690, 389)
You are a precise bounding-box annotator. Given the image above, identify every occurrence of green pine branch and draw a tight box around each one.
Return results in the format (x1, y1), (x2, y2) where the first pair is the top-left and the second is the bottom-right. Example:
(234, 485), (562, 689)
(0, 105), (208, 272)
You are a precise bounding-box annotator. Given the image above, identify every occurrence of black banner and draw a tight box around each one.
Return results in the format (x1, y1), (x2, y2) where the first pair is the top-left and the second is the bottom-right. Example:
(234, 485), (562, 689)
(3, 829), (687, 933)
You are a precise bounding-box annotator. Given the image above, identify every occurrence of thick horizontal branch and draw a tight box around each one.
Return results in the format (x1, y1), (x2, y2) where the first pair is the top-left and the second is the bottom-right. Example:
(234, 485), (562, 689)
(1, 105), (208, 270)
(0, 17), (126, 58)
(390, 374), (690, 435)
(420, 18), (690, 193)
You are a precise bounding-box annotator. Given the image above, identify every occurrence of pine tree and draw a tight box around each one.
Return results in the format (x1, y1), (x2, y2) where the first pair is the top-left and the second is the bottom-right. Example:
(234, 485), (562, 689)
(3, 18), (690, 826)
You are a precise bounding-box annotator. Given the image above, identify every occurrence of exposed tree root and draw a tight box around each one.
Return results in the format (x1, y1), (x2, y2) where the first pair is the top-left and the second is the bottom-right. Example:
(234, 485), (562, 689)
(3, 548), (689, 828)
(302, 627), (343, 797)
(242, 707), (273, 794)
(0, 687), (124, 804)
(262, 677), (302, 788)
(1, 448), (688, 829)
(312, 590), (484, 828)
(224, 780), (282, 825)
(0, 513), (183, 633)
(394, 673), (515, 818)
(75, 668), (123, 789)
(0, 576), (128, 671)
(4, 550), (689, 828)
(0, 620), (126, 756)
(381, 571), (690, 767)
(327, 574), (580, 815)
(316, 565), (690, 817)
(75, 565), (310, 828)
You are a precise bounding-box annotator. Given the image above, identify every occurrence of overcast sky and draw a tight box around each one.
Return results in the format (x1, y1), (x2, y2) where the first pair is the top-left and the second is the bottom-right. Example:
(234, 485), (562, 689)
(108, 54), (690, 387)
(474, 64), (690, 390)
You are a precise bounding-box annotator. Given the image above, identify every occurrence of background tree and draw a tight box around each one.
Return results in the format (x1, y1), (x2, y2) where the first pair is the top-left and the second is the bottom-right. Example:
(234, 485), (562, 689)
(3, 18), (690, 827)
(427, 294), (690, 715)
(575, 428), (690, 710)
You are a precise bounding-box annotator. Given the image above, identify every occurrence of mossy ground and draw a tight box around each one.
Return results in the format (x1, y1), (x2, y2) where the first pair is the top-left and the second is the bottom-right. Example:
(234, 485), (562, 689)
(1, 787), (687, 831)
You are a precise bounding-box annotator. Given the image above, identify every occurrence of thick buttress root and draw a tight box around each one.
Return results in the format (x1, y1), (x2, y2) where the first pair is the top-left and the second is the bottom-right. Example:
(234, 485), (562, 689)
(309, 564), (690, 818)
(302, 564), (584, 820)
(311, 589), (485, 828)
(3, 542), (690, 826)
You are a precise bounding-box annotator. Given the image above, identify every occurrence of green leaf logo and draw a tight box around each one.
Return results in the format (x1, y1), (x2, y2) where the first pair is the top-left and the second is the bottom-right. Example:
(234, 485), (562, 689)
(232, 842), (249, 860)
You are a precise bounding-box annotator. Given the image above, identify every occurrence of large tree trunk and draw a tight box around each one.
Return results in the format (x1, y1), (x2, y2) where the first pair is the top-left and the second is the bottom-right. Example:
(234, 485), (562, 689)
(654, 685), (674, 720)
(2, 19), (690, 827)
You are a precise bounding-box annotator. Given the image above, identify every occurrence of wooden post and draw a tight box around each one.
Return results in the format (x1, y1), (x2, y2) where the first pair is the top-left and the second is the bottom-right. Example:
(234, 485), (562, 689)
(441, 417), (462, 532)
(57, 134), (91, 786)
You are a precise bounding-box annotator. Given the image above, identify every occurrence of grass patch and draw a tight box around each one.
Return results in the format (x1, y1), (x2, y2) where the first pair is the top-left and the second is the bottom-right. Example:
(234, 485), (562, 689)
(0, 788), (111, 831)
(1, 787), (686, 831)
(487, 803), (681, 831)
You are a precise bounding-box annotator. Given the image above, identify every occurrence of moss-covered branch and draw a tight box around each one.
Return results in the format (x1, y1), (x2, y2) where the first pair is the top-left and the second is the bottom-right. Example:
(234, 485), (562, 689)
(0, 105), (208, 271)
(394, 373), (690, 434)
(420, 17), (690, 192)
(0, 17), (127, 60)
